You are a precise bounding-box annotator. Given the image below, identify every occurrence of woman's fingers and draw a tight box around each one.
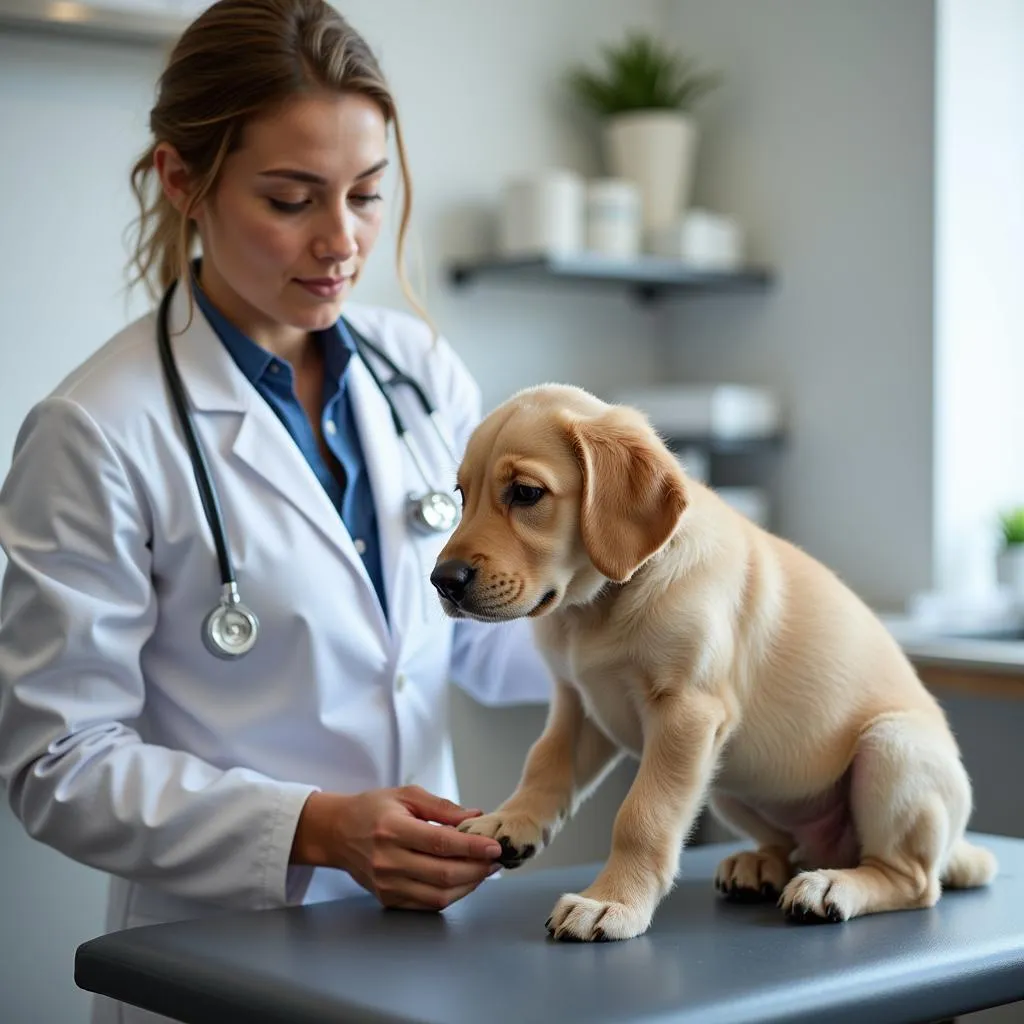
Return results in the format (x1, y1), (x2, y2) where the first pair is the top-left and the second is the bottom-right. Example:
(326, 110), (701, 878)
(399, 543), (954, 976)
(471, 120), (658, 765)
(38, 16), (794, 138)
(384, 846), (501, 891)
(397, 784), (486, 828)
(386, 876), (489, 912)
(358, 788), (506, 911)
(396, 814), (503, 862)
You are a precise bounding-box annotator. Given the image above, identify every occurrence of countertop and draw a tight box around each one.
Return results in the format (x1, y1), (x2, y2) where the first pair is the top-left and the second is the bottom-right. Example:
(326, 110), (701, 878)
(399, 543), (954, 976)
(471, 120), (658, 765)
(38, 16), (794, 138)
(881, 614), (1024, 675)
(75, 833), (1024, 1024)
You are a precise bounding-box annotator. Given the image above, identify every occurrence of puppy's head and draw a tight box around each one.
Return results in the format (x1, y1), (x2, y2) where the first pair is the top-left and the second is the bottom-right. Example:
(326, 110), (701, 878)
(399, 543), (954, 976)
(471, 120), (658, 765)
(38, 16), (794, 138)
(431, 384), (688, 622)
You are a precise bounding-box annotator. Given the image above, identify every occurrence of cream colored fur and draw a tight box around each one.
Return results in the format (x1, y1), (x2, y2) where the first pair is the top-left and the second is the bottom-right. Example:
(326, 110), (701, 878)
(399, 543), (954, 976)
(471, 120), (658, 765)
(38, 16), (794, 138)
(433, 383), (996, 942)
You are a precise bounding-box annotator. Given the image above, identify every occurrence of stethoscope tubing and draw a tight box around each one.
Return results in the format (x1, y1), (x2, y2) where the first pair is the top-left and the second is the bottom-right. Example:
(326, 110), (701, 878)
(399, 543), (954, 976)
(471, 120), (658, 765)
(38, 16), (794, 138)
(156, 280), (237, 588)
(155, 277), (458, 658)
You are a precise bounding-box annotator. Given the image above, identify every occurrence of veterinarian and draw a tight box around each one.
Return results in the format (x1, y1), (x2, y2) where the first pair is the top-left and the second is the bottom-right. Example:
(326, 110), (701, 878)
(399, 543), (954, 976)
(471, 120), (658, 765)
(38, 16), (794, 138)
(0, 1), (551, 1019)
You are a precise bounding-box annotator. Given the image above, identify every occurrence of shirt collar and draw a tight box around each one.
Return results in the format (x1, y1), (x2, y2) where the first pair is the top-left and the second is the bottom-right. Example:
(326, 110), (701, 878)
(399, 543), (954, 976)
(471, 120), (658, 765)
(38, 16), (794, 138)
(327, 317), (358, 384)
(190, 270), (355, 389)
(191, 276), (279, 386)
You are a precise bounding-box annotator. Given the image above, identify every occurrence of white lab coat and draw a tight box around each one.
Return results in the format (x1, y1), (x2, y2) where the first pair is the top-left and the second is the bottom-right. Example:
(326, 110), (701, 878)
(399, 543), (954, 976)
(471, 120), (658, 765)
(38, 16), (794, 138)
(0, 284), (552, 1024)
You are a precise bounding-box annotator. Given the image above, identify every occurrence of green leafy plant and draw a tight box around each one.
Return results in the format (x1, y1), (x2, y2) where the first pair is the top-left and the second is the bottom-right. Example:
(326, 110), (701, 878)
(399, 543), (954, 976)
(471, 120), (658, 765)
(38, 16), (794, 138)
(1000, 507), (1024, 546)
(566, 31), (721, 117)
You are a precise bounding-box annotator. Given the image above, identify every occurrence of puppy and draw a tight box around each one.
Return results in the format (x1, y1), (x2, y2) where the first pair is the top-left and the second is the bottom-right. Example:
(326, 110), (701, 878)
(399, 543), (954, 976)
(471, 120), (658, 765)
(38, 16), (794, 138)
(430, 383), (996, 942)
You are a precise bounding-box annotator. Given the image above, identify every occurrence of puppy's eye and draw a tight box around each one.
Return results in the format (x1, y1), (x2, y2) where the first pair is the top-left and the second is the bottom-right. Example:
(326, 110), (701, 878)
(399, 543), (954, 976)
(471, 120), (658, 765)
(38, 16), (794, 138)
(509, 484), (545, 507)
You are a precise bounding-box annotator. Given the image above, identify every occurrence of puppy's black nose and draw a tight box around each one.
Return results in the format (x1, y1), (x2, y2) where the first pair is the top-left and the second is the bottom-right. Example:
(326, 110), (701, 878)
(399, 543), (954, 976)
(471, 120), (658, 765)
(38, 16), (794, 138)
(430, 559), (477, 605)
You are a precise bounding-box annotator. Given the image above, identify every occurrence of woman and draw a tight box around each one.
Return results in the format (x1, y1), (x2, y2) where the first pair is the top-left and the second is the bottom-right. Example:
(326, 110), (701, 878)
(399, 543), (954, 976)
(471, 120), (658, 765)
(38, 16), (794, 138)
(0, 1), (550, 1019)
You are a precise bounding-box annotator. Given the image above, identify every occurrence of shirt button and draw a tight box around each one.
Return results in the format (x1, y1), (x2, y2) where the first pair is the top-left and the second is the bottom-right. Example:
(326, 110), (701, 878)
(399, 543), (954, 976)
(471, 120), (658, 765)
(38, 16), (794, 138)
(353, 538), (366, 555)
(324, 420), (337, 436)
(269, 364), (280, 374)
(395, 673), (407, 693)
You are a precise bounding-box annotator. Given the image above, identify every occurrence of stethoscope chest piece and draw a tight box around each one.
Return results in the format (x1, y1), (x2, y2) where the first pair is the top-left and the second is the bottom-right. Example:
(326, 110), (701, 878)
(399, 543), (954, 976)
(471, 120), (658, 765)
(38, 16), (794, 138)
(158, 277), (458, 660)
(202, 583), (260, 659)
(407, 490), (460, 535)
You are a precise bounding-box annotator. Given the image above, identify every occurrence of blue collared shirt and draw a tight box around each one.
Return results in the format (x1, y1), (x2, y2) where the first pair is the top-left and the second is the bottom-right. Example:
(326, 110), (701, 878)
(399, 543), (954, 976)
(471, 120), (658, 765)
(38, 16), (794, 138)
(192, 283), (388, 621)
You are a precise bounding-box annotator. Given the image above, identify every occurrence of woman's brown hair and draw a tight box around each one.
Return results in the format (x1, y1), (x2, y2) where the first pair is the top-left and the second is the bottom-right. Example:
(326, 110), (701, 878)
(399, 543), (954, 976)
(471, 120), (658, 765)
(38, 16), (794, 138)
(126, 0), (425, 324)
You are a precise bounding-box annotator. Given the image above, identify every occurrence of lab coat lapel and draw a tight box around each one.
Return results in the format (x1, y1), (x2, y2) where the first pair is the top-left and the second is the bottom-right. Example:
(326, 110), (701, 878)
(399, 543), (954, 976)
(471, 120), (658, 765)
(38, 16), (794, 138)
(166, 285), (370, 579)
(346, 355), (413, 637)
(230, 407), (353, 557)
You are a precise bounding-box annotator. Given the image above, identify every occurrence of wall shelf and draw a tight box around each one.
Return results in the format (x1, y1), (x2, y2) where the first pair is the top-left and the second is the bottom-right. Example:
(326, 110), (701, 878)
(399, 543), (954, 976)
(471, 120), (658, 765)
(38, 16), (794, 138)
(0, 0), (188, 45)
(664, 434), (785, 458)
(446, 253), (775, 304)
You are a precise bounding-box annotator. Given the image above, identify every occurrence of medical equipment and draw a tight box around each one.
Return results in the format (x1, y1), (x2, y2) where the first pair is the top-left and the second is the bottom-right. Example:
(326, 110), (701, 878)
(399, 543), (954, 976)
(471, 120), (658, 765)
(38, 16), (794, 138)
(346, 321), (462, 537)
(155, 278), (460, 659)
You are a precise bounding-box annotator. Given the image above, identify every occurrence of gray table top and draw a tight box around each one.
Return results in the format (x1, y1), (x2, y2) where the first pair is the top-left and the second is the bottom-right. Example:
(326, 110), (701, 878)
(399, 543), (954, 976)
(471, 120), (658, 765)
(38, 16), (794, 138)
(75, 833), (1024, 1024)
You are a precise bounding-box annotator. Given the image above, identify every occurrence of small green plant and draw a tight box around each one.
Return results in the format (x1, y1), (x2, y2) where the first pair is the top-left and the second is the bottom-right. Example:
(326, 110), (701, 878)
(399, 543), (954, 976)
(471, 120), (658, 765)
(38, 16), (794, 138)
(566, 31), (721, 117)
(1000, 507), (1024, 546)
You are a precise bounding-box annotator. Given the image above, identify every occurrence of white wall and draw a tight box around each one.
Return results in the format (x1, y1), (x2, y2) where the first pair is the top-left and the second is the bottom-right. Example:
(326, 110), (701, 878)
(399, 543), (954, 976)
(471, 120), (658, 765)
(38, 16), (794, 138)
(660, 0), (937, 612)
(934, 0), (1024, 597)
(0, 3), (666, 1020)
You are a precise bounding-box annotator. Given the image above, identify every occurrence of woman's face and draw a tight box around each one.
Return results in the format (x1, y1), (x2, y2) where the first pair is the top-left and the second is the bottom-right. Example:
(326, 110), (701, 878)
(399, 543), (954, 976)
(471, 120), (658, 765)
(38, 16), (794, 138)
(159, 89), (389, 352)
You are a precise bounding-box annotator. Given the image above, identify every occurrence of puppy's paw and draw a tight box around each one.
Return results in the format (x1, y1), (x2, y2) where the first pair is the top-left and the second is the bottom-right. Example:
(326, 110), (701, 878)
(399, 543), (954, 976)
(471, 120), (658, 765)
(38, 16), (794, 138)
(779, 870), (851, 924)
(715, 848), (792, 903)
(458, 810), (550, 869)
(545, 892), (652, 942)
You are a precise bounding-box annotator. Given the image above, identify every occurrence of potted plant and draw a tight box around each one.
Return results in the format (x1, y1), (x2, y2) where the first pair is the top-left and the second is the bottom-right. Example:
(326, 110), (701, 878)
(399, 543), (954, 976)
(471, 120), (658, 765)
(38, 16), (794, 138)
(997, 507), (1024, 598)
(566, 32), (721, 238)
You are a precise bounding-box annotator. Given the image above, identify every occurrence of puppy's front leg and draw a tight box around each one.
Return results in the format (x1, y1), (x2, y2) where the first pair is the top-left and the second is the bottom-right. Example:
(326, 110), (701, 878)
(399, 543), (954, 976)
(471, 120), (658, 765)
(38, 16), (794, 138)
(548, 691), (730, 942)
(459, 681), (622, 868)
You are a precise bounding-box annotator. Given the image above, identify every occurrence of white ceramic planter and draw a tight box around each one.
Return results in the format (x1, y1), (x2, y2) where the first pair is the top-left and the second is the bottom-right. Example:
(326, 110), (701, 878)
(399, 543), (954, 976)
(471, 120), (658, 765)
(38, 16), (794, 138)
(996, 545), (1024, 599)
(601, 110), (698, 235)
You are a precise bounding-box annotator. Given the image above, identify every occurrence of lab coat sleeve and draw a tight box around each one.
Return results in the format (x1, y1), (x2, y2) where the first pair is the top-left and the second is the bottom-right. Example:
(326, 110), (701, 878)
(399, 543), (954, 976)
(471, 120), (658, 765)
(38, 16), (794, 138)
(449, 617), (553, 706)
(0, 397), (317, 911)
(431, 336), (553, 707)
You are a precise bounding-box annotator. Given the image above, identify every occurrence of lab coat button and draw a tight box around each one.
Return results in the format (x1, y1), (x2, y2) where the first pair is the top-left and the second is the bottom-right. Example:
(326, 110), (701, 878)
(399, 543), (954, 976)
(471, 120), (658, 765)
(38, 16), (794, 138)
(395, 673), (407, 692)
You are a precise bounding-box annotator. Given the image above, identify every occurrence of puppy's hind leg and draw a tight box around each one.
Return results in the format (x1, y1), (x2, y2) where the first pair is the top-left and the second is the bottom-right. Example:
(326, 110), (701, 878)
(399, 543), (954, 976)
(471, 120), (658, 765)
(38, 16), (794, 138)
(710, 791), (796, 903)
(941, 837), (998, 890)
(780, 712), (994, 924)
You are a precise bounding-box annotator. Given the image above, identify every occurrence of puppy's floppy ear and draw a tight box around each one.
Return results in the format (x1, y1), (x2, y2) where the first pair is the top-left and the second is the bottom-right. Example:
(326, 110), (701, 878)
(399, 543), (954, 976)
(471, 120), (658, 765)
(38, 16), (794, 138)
(564, 406), (688, 583)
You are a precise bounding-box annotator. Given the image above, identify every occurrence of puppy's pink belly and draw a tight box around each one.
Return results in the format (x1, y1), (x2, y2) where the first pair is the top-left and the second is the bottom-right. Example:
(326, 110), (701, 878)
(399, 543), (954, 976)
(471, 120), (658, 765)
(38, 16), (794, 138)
(757, 791), (860, 869)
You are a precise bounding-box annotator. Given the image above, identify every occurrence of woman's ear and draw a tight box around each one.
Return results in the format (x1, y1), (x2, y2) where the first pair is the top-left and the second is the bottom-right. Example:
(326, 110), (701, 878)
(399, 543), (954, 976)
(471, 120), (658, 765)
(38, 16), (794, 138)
(153, 143), (194, 215)
(564, 406), (688, 583)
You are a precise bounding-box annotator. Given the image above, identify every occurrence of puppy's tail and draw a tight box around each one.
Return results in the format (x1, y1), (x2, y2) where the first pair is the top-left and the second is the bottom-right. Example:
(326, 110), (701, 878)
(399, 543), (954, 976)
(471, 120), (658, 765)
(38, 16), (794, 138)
(942, 839), (998, 889)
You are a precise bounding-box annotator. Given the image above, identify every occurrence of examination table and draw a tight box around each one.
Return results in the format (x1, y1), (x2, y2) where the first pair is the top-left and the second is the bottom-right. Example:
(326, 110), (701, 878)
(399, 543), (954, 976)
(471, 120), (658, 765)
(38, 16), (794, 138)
(75, 833), (1024, 1024)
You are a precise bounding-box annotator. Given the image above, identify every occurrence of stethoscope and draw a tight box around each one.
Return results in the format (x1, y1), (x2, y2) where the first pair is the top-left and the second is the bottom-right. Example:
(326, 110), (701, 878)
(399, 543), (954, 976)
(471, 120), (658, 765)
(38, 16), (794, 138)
(156, 278), (461, 660)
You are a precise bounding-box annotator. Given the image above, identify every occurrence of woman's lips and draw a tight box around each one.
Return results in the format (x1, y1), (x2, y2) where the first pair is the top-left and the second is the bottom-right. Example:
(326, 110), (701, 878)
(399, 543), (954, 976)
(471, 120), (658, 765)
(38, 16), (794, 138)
(295, 277), (349, 298)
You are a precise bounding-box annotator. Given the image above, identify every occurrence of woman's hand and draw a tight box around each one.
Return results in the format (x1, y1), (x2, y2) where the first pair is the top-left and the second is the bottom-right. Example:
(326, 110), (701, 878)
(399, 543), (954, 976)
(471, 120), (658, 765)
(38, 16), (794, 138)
(290, 786), (504, 910)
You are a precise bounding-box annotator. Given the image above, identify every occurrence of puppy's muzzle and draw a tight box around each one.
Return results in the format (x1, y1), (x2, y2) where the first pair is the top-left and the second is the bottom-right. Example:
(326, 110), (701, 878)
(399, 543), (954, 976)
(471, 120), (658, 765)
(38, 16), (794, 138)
(430, 559), (477, 606)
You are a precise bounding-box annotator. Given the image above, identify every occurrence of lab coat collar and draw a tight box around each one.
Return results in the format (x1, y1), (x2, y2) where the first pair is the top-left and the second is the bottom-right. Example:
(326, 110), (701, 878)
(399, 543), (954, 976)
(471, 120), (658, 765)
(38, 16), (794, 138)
(164, 280), (248, 414)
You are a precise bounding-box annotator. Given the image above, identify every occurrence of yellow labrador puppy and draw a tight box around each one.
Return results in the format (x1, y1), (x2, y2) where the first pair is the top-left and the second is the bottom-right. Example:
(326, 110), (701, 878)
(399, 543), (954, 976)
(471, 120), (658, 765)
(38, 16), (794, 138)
(431, 383), (996, 942)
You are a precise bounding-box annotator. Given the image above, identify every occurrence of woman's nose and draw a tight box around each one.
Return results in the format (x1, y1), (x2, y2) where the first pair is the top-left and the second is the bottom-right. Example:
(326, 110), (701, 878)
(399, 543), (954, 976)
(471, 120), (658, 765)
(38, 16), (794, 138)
(315, 207), (358, 262)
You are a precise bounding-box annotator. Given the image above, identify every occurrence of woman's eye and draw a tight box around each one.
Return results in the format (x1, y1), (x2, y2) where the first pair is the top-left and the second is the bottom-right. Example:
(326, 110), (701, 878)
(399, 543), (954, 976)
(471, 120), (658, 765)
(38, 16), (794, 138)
(268, 198), (309, 213)
(351, 192), (383, 208)
(509, 484), (545, 507)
